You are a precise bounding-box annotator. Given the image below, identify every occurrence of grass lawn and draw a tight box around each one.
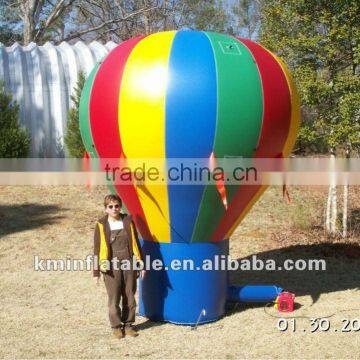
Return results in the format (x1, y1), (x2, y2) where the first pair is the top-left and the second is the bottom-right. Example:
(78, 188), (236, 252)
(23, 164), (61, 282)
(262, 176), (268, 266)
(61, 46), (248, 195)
(0, 185), (359, 359)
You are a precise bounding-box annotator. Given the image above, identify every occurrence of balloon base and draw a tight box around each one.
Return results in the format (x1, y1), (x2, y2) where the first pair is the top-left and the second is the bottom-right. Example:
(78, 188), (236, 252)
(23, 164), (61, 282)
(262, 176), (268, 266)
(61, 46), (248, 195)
(138, 239), (284, 325)
(139, 239), (229, 325)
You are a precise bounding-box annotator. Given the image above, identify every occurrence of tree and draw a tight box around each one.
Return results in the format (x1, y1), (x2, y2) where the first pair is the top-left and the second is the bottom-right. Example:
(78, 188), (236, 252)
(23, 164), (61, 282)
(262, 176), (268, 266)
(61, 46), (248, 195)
(64, 72), (85, 158)
(0, 1), (22, 45)
(259, 0), (360, 237)
(62, 0), (230, 41)
(231, 0), (260, 39)
(75, 0), (175, 40)
(1, 1), (233, 45)
(259, 0), (359, 155)
(0, 83), (30, 158)
(182, 0), (229, 33)
(3, 0), (162, 45)
(0, 24), (22, 45)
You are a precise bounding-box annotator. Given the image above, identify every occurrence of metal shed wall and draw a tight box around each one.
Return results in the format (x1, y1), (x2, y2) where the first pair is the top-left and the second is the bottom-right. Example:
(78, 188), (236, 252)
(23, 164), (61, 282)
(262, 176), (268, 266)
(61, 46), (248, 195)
(0, 41), (117, 157)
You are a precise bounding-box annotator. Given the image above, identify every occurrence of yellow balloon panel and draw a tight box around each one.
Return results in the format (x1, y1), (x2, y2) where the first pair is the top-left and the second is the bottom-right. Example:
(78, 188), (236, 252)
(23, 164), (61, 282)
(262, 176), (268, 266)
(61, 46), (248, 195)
(118, 31), (176, 242)
(271, 53), (301, 157)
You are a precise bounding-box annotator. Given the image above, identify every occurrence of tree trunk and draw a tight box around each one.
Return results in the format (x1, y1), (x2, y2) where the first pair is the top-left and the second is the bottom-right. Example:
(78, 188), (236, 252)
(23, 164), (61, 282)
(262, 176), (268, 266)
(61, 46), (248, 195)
(330, 180), (337, 235)
(143, 11), (150, 34)
(23, 11), (35, 45)
(342, 182), (348, 238)
(326, 149), (337, 237)
(163, 0), (168, 30)
(326, 184), (332, 234)
(20, 0), (40, 46)
(342, 145), (350, 238)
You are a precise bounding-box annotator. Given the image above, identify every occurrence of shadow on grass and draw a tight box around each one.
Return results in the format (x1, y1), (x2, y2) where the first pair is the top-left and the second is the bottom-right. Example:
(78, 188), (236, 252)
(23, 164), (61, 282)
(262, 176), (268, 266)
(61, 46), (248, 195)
(229, 242), (360, 308)
(135, 319), (165, 331)
(0, 204), (67, 238)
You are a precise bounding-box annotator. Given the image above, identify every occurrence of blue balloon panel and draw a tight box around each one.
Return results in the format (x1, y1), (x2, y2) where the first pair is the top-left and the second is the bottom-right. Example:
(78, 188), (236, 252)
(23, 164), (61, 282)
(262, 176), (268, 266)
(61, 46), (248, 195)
(165, 30), (217, 243)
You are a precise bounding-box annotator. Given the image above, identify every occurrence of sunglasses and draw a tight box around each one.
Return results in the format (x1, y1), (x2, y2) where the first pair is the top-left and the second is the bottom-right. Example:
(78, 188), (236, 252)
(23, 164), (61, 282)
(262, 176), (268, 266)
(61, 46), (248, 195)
(107, 204), (120, 209)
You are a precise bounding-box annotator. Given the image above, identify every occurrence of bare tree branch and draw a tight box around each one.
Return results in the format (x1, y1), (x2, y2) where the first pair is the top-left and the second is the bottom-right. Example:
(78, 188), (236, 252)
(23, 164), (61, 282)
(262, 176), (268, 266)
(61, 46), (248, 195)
(33, 0), (75, 42)
(62, 4), (160, 42)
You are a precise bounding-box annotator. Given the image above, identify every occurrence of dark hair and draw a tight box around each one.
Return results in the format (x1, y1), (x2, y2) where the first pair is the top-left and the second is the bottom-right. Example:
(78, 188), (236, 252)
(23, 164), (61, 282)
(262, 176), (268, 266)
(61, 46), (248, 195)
(104, 194), (122, 207)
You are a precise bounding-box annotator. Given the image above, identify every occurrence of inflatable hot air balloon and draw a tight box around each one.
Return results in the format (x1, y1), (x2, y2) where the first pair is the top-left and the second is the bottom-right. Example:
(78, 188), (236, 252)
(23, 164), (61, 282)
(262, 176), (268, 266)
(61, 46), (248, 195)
(79, 30), (300, 325)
